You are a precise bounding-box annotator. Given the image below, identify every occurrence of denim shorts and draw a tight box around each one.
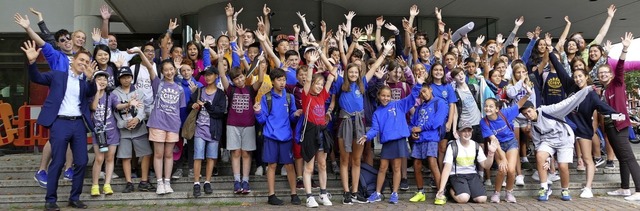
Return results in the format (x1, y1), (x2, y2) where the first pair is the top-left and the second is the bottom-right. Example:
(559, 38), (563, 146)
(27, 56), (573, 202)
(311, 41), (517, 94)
(499, 138), (519, 152)
(411, 141), (438, 159)
(194, 137), (219, 160)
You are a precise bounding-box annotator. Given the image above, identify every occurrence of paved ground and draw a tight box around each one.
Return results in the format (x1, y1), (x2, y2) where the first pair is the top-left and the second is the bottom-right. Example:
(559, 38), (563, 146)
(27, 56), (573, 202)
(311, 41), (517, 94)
(14, 196), (640, 211)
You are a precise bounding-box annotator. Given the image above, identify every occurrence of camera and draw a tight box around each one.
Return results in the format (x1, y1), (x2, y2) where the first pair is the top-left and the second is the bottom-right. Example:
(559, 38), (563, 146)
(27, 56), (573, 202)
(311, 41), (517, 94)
(95, 126), (109, 152)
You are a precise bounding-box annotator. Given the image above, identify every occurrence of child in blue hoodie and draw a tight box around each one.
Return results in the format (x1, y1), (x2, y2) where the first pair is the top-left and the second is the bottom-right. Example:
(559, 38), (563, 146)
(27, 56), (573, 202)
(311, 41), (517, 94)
(408, 84), (448, 202)
(254, 68), (302, 206)
(357, 72), (425, 204)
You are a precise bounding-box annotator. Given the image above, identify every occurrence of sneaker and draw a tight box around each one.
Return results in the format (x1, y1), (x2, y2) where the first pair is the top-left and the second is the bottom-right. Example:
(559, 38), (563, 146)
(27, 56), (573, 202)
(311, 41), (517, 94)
(103, 184), (113, 195)
(233, 181), (243, 194)
(268, 194), (284, 205)
(538, 188), (552, 201)
(580, 188), (594, 198)
(291, 194), (301, 205)
(204, 183), (213, 194)
(515, 175), (525, 186)
(490, 192), (500, 203)
(156, 181), (165, 195)
(389, 192), (398, 204)
(99, 171), (120, 180)
(594, 157), (606, 168)
(561, 189), (571, 201)
(123, 182), (134, 193)
(605, 160), (615, 169)
(63, 168), (73, 181)
(255, 166), (264, 176)
(188, 169), (194, 177)
(193, 184), (201, 198)
(351, 192), (367, 204)
(429, 178), (437, 188)
(607, 189), (632, 196)
(399, 178), (409, 191)
(505, 191), (516, 203)
(311, 179), (320, 189)
(296, 179), (304, 189)
(522, 162), (534, 171)
(624, 193), (640, 201)
(172, 169), (183, 179)
(319, 193), (332, 206)
(484, 179), (492, 186)
(212, 167), (219, 176)
(407, 166), (415, 173)
(342, 192), (353, 205)
(548, 173), (560, 182)
(91, 184), (100, 196)
(241, 181), (251, 194)
(409, 191), (426, 202)
(434, 194), (447, 205)
(367, 191), (382, 203)
(576, 159), (586, 171)
(164, 182), (174, 193)
(306, 196), (319, 208)
(34, 170), (47, 188)
(502, 180), (506, 187)
(138, 181), (156, 192)
(332, 162), (340, 175)
(532, 171), (540, 181)
(280, 166), (287, 176)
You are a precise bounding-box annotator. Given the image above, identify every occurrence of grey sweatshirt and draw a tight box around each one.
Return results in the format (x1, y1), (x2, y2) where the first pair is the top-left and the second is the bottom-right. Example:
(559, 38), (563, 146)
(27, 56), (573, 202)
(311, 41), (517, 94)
(531, 86), (592, 147)
(112, 87), (148, 139)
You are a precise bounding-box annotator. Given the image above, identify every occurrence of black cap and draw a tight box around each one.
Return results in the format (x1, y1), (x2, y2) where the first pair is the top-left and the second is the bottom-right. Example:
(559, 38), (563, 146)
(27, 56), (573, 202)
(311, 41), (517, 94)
(118, 67), (133, 79)
(519, 101), (535, 113)
(201, 66), (219, 75)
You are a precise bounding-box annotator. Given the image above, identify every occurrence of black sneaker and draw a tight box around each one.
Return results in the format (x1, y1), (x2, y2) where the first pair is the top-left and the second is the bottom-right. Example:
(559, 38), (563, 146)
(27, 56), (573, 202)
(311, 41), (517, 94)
(193, 184), (202, 198)
(213, 167), (219, 176)
(605, 160), (615, 169)
(291, 194), (301, 205)
(311, 179), (320, 189)
(296, 179), (304, 189)
(268, 194), (284, 205)
(400, 178), (409, 191)
(204, 183), (213, 194)
(123, 182), (134, 193)
(351, 192), (368, 204)
(342, 192), (353, 205)
(429, 178), (437, 188)
(594, 157), (606, 168)
(138, 181), (156, 192)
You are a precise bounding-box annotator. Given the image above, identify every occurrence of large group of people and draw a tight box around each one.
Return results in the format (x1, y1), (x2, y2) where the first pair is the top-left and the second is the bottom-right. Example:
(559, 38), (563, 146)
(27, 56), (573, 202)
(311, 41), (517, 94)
(11, 3), (640, 210)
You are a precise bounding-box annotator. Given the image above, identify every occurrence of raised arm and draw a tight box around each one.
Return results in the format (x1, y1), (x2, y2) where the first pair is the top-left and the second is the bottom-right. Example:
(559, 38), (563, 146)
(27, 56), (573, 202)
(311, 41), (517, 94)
(22, 40), (51, 85)
(541, 86), (592, 119)
(14, 14), (45, 47)
(128, 47), (156, 80)
(29, 8), (56, 46)
(375, 16), (385, 52)
(296, 11), (316, 42)
(263, 4), (271, 38)
(502, 16), (524, 54)
(99, 5), (112, 39)
(224, 3), (236, 39)
(593, 5), (616, 45)
(218, 51), (230, 90)
(556, 16), (571, 50)
(366, 41), (393, 82)
(251, 54), (266, 91)
(255, 30), (281, 68)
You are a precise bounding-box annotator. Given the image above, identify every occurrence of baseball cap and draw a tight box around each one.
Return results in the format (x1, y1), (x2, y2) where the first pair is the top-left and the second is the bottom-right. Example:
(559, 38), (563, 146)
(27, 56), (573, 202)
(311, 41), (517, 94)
(304, 46), (317, 54)
(93, 70), (110, 79)
(458, 121), (473, 131)
(117, 67), (133, 79)
(519, 101), (535, 113)
(202, 66), (219, 75)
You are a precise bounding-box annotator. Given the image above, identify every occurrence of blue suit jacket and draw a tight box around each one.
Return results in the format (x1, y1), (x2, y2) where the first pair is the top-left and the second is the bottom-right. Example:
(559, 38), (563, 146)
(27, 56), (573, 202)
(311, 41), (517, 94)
(28, 64), (97, 130)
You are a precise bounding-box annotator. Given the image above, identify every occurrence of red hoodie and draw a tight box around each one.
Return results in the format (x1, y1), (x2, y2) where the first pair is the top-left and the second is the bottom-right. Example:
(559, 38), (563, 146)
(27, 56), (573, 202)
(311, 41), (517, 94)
(603, 60), (631, 131)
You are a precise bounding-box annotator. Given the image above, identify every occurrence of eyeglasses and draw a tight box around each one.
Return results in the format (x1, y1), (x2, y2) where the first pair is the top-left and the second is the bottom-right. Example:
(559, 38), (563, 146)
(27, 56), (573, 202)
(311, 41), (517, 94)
(58, 35), (70, 43)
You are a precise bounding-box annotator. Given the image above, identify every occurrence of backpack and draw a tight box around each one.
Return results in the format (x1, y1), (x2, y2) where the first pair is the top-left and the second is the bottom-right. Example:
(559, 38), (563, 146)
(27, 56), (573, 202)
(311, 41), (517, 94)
(358, 162), (390, 198)
(443, 140), (480, 199)
(483, 111), (514, 135)
(265, 91), (292, 114)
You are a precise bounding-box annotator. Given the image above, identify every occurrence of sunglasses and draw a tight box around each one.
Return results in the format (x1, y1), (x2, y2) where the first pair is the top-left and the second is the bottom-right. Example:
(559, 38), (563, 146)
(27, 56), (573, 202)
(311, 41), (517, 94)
(58, 35), (71, 43)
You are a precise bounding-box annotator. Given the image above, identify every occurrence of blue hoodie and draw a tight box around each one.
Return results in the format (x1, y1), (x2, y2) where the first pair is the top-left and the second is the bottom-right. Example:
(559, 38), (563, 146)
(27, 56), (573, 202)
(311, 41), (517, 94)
(365, 83), (421, 143)
(179, 77), (204, 126)
(256, 89), (298, 142)
(410, 97), (448, 143)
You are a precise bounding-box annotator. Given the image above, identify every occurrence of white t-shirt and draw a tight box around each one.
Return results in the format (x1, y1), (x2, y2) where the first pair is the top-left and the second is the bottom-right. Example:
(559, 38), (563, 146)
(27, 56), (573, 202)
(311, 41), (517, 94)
(132, 63), (156, 115)
(443, 140), (487, 175)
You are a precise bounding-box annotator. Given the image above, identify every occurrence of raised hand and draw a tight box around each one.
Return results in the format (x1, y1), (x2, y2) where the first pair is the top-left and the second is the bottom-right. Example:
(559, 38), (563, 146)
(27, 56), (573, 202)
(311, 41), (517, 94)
(263, 4), (271, 17)
(534, 26), (541, 39)
(384, 23), (398, 32)
(168, 18), (179, 32)
(20, 40), (41, 64)
(308, 51), (320, 65)
(435, 7), (442, 20)
(300, 31), (309, 45)
(475, 35), (485, 46)
(204, 36), (216, 49)
(515, 16), (524, 27)
(194, 30), (202, 43)
(437, 20), (445, 33)
(236, 24), (246, 37)
(544, 33), (553, 48)
(526, 32), (534, 40)
(352, 27), (363, 39)
(416, 68), (427, 84)
(100, 4), (112, 20)
(91, 28), (102, 43)
(376, 16), (385, 27)
(254, 30), (266, 42)
(293, 24), (300, 34)
(382, 40), (394, 54)
(462, 35), (470, 45)
(607, 4), (617, 17)
(29, 8), (43, 22)
(90, 60), (98, 72)
(410, 4), (420, 16)
(513, 37), (520, 47)
(564, 16), (571, 24)
(234, 45), (245, 57)
(603, 40), (612, 52)
(344, 11), (356, 20)
(233, 7), (243, 20)
(621, 32), (633, 48)
(14, 13), (30, 29)
(296, 12), (306, 22)
(173, 56), (183, 70)
(320, 20), (326, 33)
(114, 55), (125, 69)
(374, 65), (388, 79)
(496, 33), (505, 45)
(364, 24), (374, 36)
(396, 56), (407, 67)
(225, 3), (234, 17)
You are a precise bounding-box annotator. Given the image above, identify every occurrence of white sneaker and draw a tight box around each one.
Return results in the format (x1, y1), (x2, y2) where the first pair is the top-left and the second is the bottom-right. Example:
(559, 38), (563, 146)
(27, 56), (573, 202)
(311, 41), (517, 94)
(281, 166), (287, 176)
(532, 171), (540, 181)
(624, 193), (640, 201)
(156, 181), (165, 195)
(515, 175), (525, 186)
(306, 196), (319, 208)
(255, 166), (264, 176)
(319, 193), (332, 206)
(608, 189), (632, 196)
(99, 171), (120, 180)
(580, 188), (594, 198)
(502, 180), (506, 187)
(484, 179), (492, 186)
(164, 182), (174, 193)
(407, 166), (415, 173)
(548, 173), (560, 182)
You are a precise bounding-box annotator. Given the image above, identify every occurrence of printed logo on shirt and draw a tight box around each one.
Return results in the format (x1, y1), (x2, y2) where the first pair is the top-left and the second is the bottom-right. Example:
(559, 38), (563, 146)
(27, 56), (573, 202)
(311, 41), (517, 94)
(417, 108), (429, 127)
(197, 107), (210, 126)
(312, 104), (325, 118)
(456, 156), (475, 166)
(388, 107), (397, 117)
(135, 79), (152, 91)
(442, 90), (448, 98)
(547, 77), (562, 89)
(160, 88), (181, 104)
(608, 94), (615, 99)
(231, 93), (250, 113)
(355, 89), (362, 97)
(391, 88), (402, 100)
(93, 103), (112, 124)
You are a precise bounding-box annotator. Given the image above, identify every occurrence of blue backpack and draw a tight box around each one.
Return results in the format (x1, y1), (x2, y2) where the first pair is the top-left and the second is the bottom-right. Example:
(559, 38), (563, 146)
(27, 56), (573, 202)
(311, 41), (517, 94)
(358, 162), (389, 198)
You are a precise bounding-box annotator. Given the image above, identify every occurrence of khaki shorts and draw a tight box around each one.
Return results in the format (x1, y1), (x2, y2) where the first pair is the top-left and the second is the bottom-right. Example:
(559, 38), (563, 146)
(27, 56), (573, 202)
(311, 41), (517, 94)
(148, 128), (179, 143)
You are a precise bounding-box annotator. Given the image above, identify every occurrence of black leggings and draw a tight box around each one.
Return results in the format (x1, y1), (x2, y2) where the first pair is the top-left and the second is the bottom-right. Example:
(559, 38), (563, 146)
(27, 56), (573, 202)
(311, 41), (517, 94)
(605, 126), (640, 191)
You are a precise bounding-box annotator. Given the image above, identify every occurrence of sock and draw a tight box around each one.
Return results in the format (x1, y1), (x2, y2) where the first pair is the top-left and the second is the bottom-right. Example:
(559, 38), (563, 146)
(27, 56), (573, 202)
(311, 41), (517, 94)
(418, 188), (424, 193)
(164, 179), (170, 185)
(541, 183), (548, 190)
(521, 157), (529, 163)
(234, 174), (241, 182)
(157, 179), (163, 184)
(194, 182), (200, 185)
(297, 176), (303, 180)
(242, 176), (249, 182)
(320, 189), (327, 194)
(307, 193), (312, 198)
(204, 181), (210, 184)
(332, 161), (338, 166)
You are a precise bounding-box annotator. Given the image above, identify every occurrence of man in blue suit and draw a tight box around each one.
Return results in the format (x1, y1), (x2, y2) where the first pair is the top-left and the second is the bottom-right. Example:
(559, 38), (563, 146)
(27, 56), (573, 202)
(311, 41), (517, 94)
(21, 40), (96, 211)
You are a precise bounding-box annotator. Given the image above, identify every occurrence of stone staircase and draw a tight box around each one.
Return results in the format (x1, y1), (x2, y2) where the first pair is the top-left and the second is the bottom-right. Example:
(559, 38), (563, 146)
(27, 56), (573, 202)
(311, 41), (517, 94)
(1, 145), (639, 208)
